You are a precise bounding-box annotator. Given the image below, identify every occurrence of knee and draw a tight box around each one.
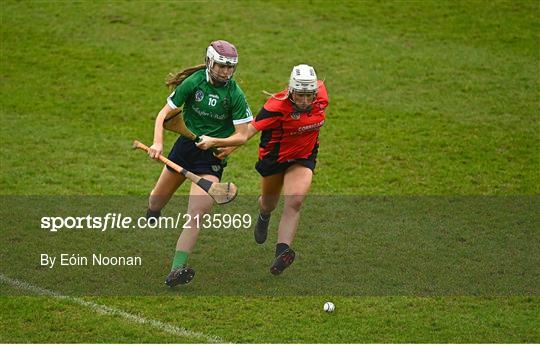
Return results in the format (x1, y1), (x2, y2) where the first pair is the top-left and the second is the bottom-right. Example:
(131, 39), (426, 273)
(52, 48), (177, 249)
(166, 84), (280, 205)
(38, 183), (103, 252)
(284, 195), (304, 213)
(186, 201), (212, 220)
(187, 207), (206, 218)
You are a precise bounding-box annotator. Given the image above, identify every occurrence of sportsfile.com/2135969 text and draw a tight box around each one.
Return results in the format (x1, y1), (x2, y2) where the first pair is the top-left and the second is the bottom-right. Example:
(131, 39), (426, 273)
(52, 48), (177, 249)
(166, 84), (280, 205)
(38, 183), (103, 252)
(40, 213), (252, 232)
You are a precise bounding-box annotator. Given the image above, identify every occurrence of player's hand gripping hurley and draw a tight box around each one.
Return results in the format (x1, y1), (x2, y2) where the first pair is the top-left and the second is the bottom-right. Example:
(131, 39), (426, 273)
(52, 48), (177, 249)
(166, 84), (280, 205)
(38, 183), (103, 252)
(132, 140), (237, 204)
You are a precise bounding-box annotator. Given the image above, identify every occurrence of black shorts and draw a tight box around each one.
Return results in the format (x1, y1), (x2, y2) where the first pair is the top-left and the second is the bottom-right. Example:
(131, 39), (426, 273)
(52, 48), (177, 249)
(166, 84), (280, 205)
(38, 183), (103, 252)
(255, 145), (318, 177)
(167, 136), (226, 180)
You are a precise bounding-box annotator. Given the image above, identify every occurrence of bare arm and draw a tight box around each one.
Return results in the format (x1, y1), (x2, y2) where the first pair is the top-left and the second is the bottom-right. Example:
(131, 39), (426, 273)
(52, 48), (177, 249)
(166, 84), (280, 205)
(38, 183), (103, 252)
(196, 123), (259, 150)
(203, 123), (259, 160)
(148, 104), (181, 159)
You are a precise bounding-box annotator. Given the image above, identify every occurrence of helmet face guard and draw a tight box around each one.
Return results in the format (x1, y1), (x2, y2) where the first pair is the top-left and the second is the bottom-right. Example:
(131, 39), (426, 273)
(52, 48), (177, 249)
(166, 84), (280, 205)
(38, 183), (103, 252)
(205, 40), (238, 84)
(288, 64), (318, 111)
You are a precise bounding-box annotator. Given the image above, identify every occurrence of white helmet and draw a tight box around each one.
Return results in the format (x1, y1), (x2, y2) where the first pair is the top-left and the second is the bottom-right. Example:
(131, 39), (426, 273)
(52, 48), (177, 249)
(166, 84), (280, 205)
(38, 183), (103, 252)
(288, 64), (318, 94)
(206, 40), (238, 66)
(205, 40), (238, 84)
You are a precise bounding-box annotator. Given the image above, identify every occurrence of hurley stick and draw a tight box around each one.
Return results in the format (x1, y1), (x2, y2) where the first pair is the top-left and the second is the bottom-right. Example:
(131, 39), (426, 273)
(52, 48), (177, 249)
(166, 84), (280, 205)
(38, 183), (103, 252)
(132, 140), (237, 204)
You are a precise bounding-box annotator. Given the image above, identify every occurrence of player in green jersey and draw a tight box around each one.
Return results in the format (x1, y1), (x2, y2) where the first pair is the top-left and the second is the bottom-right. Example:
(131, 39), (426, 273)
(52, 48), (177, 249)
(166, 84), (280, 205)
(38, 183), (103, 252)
(145, 40), (253, 287)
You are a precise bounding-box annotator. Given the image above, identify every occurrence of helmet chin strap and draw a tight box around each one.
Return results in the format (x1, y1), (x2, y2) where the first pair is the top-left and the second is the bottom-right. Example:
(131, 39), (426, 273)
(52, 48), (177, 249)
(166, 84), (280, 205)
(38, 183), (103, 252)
(289, 94), (314, 113)
(206, 60), (232, 86)
(293, 104), (312, 112)
(209, 73), (227, 86)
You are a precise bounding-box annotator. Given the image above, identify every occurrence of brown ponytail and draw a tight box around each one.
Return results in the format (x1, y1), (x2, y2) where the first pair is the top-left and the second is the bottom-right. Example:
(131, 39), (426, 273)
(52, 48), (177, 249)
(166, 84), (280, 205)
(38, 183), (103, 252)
(166, 64), (206, 90)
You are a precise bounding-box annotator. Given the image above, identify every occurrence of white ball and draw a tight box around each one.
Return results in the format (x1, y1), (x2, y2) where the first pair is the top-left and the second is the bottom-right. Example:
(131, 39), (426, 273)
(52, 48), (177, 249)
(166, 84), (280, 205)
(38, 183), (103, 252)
(323, 301), (335, 313)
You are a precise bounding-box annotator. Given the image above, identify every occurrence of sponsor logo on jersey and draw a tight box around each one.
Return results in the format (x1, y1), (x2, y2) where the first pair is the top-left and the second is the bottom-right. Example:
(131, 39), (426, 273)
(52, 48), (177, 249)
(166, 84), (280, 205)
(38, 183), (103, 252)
(289, 120), (325, 135)
(191, 105), (226, 120)
(290, 111), (301, 120)
(298, 120), (325, 133)
(212, 165), (222, 172)
(195, 90), (204, 102)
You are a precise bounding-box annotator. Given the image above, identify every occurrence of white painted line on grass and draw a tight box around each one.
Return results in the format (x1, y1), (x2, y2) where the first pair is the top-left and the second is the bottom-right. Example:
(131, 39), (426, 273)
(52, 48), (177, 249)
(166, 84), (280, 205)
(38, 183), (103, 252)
(0, 273), (226, 343)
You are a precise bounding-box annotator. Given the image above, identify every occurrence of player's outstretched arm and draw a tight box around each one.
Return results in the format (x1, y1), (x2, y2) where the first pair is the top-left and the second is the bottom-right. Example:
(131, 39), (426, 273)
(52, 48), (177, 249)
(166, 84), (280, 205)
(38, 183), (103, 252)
(196, 123), (258, 150)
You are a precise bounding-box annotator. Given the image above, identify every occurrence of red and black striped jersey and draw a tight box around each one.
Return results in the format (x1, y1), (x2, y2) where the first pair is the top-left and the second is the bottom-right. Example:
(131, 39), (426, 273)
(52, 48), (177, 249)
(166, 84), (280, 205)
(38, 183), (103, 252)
(252, 81), (328, 163)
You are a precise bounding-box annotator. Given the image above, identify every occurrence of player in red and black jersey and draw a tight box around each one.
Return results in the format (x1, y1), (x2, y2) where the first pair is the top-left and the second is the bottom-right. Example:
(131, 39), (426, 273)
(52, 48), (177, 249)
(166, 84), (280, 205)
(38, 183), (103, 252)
(197, 64), (329, 275)
(252, 77), (327, 177)
(250, 64), (328, 275)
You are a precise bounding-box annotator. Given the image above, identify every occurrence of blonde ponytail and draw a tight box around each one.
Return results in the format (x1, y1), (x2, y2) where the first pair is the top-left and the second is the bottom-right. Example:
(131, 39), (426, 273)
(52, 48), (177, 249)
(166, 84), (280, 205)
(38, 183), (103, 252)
(262, 89), (289, 101)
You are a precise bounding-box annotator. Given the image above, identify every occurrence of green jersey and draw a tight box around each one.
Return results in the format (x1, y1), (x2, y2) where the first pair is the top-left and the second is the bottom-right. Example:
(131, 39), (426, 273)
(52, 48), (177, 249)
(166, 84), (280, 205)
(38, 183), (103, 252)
(167, 69), (252, 138)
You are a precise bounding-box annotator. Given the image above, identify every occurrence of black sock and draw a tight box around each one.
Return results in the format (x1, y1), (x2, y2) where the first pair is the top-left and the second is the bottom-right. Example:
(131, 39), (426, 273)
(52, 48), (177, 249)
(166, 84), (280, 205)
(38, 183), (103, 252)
(146, 209), (161, 226)
(275, 243), (289, 257)
(260, 212), (271, 221)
